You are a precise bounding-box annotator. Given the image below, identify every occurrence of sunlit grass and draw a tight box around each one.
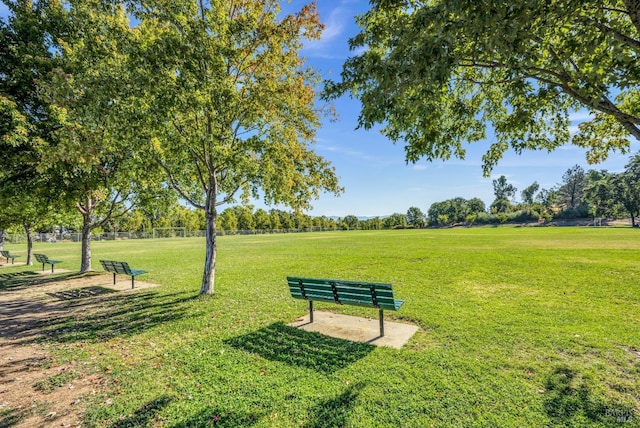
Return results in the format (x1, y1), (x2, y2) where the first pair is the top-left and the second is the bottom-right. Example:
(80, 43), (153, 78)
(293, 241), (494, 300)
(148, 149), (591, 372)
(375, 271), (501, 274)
(2, 227), (639, 426)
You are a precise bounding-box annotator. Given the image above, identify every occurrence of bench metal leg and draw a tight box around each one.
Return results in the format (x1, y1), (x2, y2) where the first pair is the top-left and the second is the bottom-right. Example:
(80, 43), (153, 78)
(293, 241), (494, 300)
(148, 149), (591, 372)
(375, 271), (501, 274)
(379, 309), (384, 337)
(41, 263), (45, 272)
(309, 300), (314, 323)
(51, 263), (54, 273)
(113, 272), (117, 285)
(131, 276), (135, 289)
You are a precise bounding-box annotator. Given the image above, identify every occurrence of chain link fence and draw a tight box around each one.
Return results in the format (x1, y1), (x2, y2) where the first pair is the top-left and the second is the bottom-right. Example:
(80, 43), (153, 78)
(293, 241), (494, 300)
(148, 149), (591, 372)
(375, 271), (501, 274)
(3, 227), (340, 244)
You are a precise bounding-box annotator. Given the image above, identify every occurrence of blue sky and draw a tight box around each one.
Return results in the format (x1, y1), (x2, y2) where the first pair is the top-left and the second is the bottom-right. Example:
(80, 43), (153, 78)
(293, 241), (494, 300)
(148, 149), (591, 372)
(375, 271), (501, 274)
(2, 1), (637, 217)
(289, 0), (639, 217)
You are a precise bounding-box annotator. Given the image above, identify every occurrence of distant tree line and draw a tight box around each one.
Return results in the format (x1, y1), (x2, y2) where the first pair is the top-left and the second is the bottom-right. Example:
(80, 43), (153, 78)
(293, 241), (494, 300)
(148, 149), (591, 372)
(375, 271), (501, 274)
(5, 155), (640, 240)
(340, 154), (640, 230)
(424, 155), (640, 227)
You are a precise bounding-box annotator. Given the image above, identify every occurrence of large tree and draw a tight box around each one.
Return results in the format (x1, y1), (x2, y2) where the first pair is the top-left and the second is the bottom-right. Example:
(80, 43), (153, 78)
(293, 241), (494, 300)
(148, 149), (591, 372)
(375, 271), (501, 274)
(584, 170), (617, 220)
(557, 164), (588, 209)
(521, 182), (540, 206)
(0, 0), (69, 261)
(126, 0), (342, 294)
(42, 0), (165, 272)
(614, 154), (640, 226)
(491, 175), (517, 213)
(406, 206), (426, 228)
(327, 1), (640, 174)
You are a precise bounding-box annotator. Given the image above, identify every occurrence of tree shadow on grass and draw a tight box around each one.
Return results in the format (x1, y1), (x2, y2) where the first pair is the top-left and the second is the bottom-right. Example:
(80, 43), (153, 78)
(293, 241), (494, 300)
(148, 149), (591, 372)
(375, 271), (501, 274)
(168, 406), (263, 428)
(46, 285), (116, 300)
(0, 279), (199, 345)
(0, 407), (26, 427)
(105, 396), (173, 428)
(224, 322), (374, 375)
(43, 292), (195, 344)
(544, 365), (636, 425)
(304, 382), (365, 428)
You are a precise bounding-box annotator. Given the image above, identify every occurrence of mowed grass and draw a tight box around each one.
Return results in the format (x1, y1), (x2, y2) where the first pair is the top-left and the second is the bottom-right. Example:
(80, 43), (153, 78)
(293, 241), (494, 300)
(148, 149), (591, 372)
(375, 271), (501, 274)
(2, 227), (639, 427)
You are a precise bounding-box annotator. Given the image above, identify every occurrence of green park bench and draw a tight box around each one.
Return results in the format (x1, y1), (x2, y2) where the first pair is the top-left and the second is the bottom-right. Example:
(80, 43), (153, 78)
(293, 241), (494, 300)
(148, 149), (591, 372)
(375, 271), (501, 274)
(286, 276), (405, 337)
(100, 260), (148, 289)
(1, 250), (20, 264)
(34, 253), (63, 272)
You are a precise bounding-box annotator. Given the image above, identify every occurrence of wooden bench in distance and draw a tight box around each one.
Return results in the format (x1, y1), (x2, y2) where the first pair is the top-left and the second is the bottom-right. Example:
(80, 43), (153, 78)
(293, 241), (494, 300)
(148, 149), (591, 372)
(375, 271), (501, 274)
(1, 250), (20, 264)
(100, 260), (148, 289)
(286, 276), (405, 337)
(34, 253), (62, 272)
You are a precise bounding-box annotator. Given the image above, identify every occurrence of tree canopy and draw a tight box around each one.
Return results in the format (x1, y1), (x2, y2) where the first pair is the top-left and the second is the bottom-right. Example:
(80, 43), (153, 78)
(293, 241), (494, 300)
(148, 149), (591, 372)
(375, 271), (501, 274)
(326, 0), (640, 174)
(121, 0), (342, 294)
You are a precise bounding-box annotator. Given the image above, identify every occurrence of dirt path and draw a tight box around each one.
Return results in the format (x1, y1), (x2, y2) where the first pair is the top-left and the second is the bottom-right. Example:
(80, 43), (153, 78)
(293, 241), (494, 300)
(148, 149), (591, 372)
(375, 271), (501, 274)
(0, 268), (159, 427)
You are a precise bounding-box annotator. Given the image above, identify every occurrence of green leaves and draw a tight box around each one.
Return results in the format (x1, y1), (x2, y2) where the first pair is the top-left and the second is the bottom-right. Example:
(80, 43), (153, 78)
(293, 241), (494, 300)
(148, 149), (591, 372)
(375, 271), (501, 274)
(328, 0), (640, 174)
(126, 0), (341, 210)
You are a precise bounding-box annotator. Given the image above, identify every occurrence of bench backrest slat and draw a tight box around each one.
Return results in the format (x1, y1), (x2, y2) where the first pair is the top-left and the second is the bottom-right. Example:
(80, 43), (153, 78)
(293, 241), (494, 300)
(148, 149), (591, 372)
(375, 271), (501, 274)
(287, 276), (401, 311)
(34, 253), (48, 263)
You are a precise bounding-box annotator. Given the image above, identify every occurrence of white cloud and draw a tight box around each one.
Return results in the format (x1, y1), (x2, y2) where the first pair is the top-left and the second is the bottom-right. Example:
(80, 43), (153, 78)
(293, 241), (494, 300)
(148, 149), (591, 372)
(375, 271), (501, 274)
(318, 143), (378, 162)
(316, 142), (404, 167)
(568, 125), (580, 135)
(568, 110), (594, 123)
(305, 7), (348, 51)
(351, 45), (368, 56)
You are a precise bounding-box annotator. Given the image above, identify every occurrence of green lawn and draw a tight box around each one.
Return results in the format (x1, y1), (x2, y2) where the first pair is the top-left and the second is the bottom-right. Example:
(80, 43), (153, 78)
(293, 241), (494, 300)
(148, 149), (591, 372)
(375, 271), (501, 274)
(2, 227), (639, 427)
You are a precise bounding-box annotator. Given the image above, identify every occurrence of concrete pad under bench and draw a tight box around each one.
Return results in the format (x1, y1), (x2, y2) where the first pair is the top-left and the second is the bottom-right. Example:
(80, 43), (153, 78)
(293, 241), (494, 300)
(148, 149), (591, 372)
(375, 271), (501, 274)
(100, 279), (160, 292)
(0, 262), (26, 268)
(37, 268), (71, 275)
(288, 311), (418, 349)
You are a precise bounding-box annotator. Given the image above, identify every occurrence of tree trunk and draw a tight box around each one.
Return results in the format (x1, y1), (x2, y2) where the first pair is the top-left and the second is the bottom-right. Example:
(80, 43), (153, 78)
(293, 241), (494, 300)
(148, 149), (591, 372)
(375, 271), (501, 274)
(200, 192), (217, 295)
(80, 219), (92, 272)
(0, 230), (4, 251)
(77, 194), (95, 273)
(23, 223), (33, 265)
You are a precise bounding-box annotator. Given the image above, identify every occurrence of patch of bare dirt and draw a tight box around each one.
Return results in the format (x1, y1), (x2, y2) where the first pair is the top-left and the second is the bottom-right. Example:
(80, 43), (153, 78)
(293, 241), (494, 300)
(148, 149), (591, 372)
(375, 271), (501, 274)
(0, 269), (160, 427)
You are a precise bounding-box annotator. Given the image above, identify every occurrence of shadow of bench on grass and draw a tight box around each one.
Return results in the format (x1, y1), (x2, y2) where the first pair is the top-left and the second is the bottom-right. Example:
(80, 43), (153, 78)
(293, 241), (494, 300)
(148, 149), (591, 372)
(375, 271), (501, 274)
(224, 322), (374, 375)
(46, 286), (116, 300)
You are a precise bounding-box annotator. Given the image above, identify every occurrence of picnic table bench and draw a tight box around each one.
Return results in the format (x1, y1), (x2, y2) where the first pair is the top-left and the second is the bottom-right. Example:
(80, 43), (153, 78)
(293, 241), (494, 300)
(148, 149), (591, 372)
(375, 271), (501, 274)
(100, 260), (147, 289)
(34, 253), (62, 272)
(1, 250), (20, 264)
(287, 276), (405, 337)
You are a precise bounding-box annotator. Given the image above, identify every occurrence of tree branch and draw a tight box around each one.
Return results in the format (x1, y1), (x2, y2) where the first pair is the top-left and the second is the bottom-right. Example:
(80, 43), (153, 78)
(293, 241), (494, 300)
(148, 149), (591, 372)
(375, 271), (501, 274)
(624, 0), (640, 35)
(592, 21), (640, 50)
(75, 202), (88, 216)
(152, 152), (205, 210)
(460, 53), (640, 139)
(217, 182), (244, 206)
(95, 191), (135, 228)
